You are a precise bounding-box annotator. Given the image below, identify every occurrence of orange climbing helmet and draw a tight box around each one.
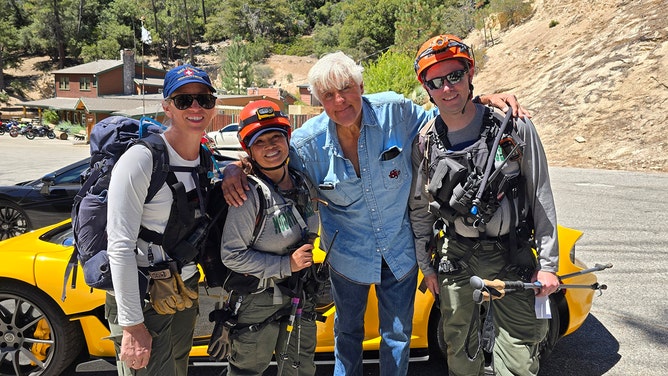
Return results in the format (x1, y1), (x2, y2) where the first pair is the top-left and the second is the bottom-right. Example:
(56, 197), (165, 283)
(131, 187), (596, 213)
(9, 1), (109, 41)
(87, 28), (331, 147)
(237, 100), (291, 151)
(414, 34), (475, 83)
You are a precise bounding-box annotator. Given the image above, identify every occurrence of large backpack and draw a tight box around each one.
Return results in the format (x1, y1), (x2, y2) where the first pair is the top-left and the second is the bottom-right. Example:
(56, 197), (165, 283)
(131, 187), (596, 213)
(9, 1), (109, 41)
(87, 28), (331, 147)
(62, 116), (213, 299)
(198, 175), (272, 289)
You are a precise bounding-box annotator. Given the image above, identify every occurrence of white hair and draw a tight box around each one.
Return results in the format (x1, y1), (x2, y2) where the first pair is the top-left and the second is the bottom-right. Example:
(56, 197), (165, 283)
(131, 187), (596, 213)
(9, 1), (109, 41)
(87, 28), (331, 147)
(308, 51), (364, 102)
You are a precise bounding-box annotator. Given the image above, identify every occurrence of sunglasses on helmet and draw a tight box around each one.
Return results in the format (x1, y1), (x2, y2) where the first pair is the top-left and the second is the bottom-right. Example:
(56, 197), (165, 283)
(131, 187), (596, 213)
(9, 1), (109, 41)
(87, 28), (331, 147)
(424, 69), (467, 90)
(168, 94), (217, 110)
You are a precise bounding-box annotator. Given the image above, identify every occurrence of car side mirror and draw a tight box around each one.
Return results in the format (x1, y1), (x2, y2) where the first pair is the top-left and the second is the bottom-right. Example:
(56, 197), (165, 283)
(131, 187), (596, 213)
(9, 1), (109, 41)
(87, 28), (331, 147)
(40, 173), (56, 195)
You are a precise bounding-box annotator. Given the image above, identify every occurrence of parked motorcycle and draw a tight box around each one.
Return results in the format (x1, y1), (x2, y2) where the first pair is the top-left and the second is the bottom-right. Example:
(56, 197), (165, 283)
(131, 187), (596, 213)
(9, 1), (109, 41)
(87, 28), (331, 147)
(17, 123), (35, 139)
(7, 121), (21, 138)
(33, 124), (56, 139)
(0, 122), (9, 135)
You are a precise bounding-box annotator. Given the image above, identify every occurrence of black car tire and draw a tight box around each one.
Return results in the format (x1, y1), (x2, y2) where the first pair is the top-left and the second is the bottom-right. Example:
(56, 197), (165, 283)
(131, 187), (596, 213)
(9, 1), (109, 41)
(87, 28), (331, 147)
(0, 280), (85, 376)
(0, 200), (31, 240)
(428, 304), (448, 362)
(538, 294), (563, 363)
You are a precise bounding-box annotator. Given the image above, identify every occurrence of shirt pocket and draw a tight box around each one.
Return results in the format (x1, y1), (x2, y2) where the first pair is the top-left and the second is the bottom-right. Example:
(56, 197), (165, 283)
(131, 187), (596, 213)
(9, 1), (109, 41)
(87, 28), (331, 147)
(378, 147), (408, 190)
(319, 178), (361, 207)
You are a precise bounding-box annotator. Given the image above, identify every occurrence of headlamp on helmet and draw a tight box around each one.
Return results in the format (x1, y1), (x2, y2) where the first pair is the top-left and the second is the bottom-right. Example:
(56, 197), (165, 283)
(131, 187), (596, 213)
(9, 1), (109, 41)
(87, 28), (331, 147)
(237, 100), (292, 151)
(414, 34), (475, 84)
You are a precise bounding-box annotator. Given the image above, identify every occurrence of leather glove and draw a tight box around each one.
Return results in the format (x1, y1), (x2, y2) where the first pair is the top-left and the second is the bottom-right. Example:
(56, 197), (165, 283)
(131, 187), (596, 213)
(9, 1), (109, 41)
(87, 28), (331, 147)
(149, 275), (183, 315)
(174, 272), (198, 309)
(207, 320), (231, 361)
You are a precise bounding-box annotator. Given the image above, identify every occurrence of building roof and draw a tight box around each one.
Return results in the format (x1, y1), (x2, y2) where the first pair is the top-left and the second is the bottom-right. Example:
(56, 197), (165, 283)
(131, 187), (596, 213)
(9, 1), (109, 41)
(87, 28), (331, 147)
(133, 77), (164, 88)
(78, 96), (165, 116)
(16, 97), (80, 110)
(52, 60), (123, 75)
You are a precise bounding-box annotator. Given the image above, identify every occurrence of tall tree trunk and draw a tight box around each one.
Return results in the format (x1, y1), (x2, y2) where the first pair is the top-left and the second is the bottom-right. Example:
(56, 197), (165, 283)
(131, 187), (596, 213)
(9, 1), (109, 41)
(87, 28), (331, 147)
(0, 49), (5, 90)
(77, 0), (83, 34)
(52, 0), (66, 69)
(182, 0), (193, 63)
(150, 0), (165, 68)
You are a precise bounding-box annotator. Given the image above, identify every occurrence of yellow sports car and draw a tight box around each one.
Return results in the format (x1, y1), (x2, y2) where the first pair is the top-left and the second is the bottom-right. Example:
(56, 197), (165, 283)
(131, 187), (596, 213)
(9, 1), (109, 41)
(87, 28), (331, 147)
(0, 220), (604, 375)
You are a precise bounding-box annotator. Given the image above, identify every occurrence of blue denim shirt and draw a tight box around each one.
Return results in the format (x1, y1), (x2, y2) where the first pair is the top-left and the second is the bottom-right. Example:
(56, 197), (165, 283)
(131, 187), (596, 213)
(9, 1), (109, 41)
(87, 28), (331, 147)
(290, 92), (436, 284)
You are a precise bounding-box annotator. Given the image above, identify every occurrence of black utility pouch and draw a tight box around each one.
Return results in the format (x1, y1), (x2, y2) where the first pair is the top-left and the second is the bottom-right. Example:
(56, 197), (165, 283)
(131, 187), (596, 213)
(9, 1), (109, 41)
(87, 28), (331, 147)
(166, 216), (211, 268)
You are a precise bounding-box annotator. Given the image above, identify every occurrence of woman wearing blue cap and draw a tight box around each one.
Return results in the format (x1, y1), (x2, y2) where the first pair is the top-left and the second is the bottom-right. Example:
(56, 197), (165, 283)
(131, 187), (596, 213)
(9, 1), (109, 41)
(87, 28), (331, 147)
(105, 64), (217, 376)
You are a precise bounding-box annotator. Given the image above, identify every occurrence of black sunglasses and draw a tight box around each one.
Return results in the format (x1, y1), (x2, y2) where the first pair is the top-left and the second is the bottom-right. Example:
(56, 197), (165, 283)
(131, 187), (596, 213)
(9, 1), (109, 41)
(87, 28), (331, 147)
(169, 94), (217, 110)
(424, 69), (467, 90)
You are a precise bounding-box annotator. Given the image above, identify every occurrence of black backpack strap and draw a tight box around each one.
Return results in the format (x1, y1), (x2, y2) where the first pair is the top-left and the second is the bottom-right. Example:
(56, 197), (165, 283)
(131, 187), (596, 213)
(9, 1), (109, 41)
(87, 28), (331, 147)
(137, 133), (172, 203)
(246, 175), (271, 246)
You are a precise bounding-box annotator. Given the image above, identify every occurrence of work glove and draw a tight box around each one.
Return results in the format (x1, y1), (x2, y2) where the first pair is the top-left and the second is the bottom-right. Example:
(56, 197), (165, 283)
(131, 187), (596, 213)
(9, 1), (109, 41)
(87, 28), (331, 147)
(149, 274), (183, 315)
(174, 272), (198, 308)
(207, 320), (232, 361)
(148, 262), (198, 314)
(207, 307), (236, 361)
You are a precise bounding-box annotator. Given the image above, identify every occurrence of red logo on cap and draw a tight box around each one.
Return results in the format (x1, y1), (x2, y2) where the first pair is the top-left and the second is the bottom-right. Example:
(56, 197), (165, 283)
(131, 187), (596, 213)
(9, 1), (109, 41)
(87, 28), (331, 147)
(183, 68), (195, 77)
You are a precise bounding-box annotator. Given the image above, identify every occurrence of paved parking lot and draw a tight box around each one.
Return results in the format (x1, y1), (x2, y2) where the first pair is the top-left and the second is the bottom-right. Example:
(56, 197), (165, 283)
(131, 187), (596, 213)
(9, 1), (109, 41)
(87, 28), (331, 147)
(0, 136), (90, 185)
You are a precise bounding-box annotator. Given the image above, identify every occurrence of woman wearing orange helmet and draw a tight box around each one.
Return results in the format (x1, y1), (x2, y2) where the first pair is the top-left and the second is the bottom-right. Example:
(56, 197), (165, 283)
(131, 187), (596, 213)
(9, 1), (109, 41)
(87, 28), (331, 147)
(220, 100), (321, 376)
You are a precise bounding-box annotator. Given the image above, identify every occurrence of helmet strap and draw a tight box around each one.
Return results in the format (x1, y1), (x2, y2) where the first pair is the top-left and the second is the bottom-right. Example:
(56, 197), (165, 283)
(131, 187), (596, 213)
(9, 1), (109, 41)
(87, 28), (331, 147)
(461, 82), (475, 114)
(250, 155), (289, 172)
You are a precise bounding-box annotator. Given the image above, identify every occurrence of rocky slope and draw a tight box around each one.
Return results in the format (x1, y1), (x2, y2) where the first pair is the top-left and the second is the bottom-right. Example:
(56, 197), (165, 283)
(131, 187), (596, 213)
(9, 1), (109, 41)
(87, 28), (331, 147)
(469, 0), (667, 172)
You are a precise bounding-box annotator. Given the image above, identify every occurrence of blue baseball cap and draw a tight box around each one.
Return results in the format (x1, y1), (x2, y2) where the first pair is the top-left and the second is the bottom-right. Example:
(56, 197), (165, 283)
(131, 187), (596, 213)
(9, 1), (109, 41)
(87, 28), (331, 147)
(163, 64), (216, 98)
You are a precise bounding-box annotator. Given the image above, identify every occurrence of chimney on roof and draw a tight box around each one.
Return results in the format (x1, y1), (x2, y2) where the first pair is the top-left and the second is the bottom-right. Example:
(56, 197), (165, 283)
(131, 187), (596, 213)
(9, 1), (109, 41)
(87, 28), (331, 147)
(121, 49), (135, 95)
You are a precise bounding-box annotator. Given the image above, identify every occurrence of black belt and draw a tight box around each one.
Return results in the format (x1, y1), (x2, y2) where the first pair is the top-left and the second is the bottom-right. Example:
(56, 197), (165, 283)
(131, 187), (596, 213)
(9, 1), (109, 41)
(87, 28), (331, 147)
(447, 232), (511, 248)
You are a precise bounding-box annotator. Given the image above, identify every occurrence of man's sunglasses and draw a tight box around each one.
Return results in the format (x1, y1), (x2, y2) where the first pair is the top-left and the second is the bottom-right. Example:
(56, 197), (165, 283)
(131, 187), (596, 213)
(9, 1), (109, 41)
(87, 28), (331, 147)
(424, 69), (467, 90)
(169, 94), (217, 110)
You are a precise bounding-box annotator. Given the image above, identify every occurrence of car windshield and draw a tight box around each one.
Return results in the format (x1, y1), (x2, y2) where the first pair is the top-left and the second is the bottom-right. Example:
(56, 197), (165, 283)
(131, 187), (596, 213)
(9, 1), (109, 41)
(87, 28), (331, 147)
(39, 222), (74, 246)
(223, 124), (239, 132)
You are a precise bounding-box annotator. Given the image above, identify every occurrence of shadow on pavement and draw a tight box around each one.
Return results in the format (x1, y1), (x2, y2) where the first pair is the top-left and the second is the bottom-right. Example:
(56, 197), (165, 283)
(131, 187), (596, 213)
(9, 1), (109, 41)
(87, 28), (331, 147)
(539, 314), (620, 376)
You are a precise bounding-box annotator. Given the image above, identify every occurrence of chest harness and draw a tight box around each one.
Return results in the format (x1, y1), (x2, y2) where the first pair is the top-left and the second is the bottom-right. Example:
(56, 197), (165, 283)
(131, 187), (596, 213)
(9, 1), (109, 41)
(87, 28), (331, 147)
(418, 107), (538, 276)
(418, 107), (523, 232)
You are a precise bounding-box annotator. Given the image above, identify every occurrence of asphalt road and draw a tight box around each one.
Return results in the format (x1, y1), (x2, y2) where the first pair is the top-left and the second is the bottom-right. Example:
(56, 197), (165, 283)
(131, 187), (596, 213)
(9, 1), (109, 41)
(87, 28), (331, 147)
(1, 135), (666, 375)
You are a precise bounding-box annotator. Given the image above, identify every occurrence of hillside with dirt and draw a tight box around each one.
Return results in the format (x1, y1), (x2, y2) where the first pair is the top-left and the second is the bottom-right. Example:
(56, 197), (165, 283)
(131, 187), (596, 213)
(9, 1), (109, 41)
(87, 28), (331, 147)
(4, 0), (666, 172)
(469, 0), (667, 172)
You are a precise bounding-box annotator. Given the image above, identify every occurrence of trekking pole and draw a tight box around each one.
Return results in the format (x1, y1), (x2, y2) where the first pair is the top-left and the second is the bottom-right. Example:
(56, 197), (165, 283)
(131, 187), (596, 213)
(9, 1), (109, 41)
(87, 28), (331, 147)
(316, 230), (338, 279)
(470, 276), (607, 303)
(278, 231), (317, 376)
(277, 286), (303, 376)
(470, 108), (513, 223)
(557, 263), (613, 280)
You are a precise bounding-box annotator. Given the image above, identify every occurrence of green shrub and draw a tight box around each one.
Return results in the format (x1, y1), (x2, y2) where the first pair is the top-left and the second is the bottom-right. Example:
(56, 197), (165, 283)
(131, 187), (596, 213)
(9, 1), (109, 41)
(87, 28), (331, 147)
(549, 20), (559, 28)
(492, 0), (534, 29)
(42, 109), (59, 124)
(472, 46), (487, 72)
(56, 121), (85, 135)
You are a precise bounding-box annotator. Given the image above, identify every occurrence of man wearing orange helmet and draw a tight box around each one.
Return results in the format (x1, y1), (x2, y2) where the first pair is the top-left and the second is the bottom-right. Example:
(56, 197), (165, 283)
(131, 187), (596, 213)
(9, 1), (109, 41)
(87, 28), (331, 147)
(221, 51), (526, 375)
(220, 100), (321, 376)
(410, 34), (559, 375)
